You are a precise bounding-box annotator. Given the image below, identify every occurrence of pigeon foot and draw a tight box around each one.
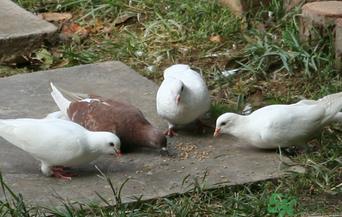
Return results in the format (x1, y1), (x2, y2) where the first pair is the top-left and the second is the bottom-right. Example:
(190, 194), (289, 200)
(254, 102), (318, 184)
(52, 167), (77, 180)
(53, 165), (72, 170)
(164, 128), (177, 137)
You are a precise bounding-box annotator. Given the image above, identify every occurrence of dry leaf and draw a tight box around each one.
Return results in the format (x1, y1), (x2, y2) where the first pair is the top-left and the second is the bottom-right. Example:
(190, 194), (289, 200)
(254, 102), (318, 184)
(88, 19), (108, 34)
(61, 23), (88, 39)
(53, 59), (70, 68)
(94, 19), (104, 32)
(32, 48), (53, 70)
(113, 12), (137, 25)
(39, 12), (72, 22)
(209, 35), (223, 43)
(102, 26), (113, 33)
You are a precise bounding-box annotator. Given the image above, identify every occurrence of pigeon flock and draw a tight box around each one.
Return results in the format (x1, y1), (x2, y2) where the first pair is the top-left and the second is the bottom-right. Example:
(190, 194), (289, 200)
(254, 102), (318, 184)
(0, 64), (341, 179)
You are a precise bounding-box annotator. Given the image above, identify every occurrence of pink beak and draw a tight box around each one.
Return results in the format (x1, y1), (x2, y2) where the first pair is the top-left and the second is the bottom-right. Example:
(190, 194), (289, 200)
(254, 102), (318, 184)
(176, 95), (181, 105)
(213, 128), (221, 137)
(116, 150), (123, 157)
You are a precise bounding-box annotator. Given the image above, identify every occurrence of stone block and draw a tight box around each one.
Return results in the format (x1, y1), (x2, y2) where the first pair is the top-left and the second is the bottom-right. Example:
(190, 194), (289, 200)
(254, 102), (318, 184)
(285, 0), (323, 11)
(0, 0), (57, 63)
(302, 1), (342, 25)
(299, 1), (342, 69)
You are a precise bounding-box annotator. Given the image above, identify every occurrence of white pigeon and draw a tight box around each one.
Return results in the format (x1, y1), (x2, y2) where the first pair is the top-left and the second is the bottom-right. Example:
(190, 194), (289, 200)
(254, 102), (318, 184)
(0, 118), (121, 180)
(45, 111), (69, 120)
(156, 64), (211, 136)
(214, 92), (342, 149)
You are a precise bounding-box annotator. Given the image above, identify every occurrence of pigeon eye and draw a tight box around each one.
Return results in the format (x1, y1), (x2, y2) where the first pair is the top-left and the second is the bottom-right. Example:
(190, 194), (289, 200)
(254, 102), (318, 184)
(109, 142), (115, 147)
(181, 86), (184, 92)
(221, 122), (226, 126)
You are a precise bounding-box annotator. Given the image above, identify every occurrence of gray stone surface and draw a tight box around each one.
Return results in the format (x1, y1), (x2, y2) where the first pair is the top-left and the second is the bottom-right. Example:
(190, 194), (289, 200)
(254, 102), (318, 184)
(0, 61), (294, 207)
(0, 0), (57, 63)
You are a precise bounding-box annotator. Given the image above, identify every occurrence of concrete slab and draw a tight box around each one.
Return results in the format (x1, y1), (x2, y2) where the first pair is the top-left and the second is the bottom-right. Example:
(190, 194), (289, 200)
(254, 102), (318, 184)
(0, 0), (57, 63)
(0, 61), (295, 207)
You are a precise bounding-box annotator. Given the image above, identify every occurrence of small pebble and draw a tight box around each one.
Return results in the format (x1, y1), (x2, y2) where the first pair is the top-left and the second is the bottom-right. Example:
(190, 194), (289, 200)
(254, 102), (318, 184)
(146, 65), (156, 72)
(134, 50), (144, 57)
(154, 55), (164, 63)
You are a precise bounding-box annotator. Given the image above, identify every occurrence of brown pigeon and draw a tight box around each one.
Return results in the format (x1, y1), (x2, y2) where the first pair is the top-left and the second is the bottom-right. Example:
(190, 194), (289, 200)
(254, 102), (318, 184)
(49, 82), (167, 154)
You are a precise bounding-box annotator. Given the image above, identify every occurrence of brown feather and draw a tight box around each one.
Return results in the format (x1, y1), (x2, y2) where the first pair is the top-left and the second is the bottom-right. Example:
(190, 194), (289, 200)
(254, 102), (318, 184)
(67, 95), (167, 153)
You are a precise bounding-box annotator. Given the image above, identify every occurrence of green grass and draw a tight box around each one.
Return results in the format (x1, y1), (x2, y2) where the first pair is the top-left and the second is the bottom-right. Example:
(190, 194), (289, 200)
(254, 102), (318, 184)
(1, 0), (342, 216)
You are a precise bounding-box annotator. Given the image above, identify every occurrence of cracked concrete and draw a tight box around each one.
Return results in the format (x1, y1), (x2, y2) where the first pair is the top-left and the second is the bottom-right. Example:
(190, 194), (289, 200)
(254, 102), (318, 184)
(0, 0), (57, 63)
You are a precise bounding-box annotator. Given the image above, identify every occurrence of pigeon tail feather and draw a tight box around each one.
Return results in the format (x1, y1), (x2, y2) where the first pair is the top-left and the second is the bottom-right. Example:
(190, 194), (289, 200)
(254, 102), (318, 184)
(0, 120), (20, 149)
(50, 82), (71, 117)
(0, 119), (5, 128)
(51, 83), (88, 101)
(317, 92), (342, 122)
(333, 112), (342, 122)
(0, 119), (8, 130)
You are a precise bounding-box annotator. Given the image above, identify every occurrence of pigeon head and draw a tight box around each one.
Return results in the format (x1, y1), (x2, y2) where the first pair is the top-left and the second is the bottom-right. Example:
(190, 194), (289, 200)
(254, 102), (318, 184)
(89, 132), (122, 156)
(214, 113), (239, 137)
(146, 128), (167, 149)
(145, 128), (169, 155)
(130, 125), (167, 151)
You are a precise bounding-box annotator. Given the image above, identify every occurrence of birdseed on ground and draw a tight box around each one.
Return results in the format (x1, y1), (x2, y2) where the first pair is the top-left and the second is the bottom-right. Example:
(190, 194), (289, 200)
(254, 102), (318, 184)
(175, 142), (210, 160)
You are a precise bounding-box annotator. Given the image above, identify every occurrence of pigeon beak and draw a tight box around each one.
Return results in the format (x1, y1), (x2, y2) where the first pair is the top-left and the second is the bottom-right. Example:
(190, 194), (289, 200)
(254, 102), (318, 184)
(176, 95), (181, 105)
(213, 128), (221, 137)
(115, 150), (123, 157)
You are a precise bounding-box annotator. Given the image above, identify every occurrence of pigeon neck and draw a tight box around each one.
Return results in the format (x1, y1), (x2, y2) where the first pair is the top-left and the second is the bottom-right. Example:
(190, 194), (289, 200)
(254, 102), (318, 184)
(228, 114), (248, 137)
(131, 124), (151, 144)
(132, 124), (165, 149)
(86, 132), (106, 153)
(166, 77), (183, 93)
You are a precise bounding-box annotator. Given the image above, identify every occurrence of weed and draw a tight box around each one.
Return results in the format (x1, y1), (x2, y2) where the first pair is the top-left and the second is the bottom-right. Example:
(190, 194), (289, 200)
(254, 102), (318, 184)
(267, 193), (297, 217)
(0, 172), (35, 216)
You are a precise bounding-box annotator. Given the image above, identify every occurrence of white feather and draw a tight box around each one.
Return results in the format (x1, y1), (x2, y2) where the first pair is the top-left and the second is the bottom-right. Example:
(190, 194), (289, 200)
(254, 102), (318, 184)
(0, 118), (120, 176)
(50, 82), (71, 118)
(45, 111), (69, 120)
(216, 92), (342, 149)
(156, 64), (210, 127)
